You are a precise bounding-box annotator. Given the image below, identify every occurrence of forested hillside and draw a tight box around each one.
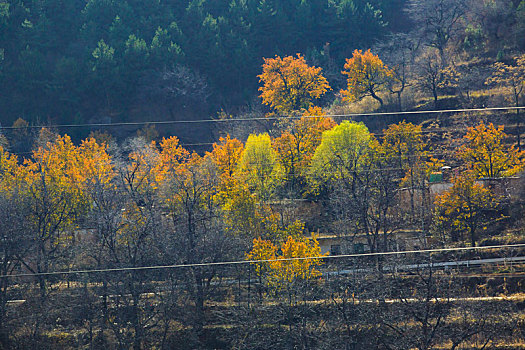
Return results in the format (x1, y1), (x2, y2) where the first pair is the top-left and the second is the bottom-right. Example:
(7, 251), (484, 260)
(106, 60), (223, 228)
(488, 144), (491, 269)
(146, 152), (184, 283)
(2, 0), (525, 145)
(0, 0), (403, 134)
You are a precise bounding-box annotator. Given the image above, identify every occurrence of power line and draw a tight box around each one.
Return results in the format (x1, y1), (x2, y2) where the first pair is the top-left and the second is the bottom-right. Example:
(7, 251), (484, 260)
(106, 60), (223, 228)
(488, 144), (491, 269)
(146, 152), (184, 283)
(2, 243), (523, 279)
(0, 106), (523, 131)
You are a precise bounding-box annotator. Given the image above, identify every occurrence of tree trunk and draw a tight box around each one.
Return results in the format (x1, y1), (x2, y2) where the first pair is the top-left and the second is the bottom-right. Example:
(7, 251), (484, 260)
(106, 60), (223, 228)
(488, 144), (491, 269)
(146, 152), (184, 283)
(432, 86), (438, 109)
(370, 90), (384, 108)
(469, 222), (477, 247)
(516, 103), (521, 152)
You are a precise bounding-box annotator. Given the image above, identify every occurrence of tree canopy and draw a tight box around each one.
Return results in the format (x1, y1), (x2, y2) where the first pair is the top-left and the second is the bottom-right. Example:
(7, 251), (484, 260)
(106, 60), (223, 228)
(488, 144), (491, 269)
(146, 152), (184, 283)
(258, 54), (330, 114)
(457, 122), (525, 178)
(237, 133), (284, 201)
(308, 120), (372, 190)
(340, 49), (393, 107)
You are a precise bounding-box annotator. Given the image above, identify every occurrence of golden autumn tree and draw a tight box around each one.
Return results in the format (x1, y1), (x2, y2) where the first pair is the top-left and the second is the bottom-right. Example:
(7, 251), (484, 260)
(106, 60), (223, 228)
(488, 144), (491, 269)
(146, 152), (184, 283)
(268, 235), (325, 292)
(157, 139), (241, 334)
(245, 237), (278, 299)
(221, 181), (305, 239)
(25, 134), (88, 232)
(382, 121), (426, 169)
(382, 121), (442, 223)
(210, 135), (244, 179)
(434, 174), (496, 247)
(0, 146), (32, 340)
(22, 134), (90, 296)
(272, 109), (336, 194)
(0, 146), (27, 229)
(155, 136), (213, 221)
(209, 135), (300, 239)
(246, 234), (325, 299)
(245, 237), (277, 276)
(341, 49), (393, 108)
(73, 137), (116, 269)
(457, 122), (525, 178)
(208, 136), (283, 238)
(295, 109), (337, 161)
(272, 132), (300, 193)
(221, 184), (266, 236)
(77, 137), (115, 190)
(0, 145), (22, 195)
(156, 136), (190, 173)
(208, 135), (244, 200)
(258, 54), (330, 114)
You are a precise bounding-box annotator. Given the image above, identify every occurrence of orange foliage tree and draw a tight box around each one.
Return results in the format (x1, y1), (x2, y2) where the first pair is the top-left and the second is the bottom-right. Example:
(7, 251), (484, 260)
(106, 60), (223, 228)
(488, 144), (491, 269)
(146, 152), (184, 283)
(77, 137), (115, 190)
(341, 49), (393, 108)
(258, 54), (330, 114)
(22, 134), (96, 295)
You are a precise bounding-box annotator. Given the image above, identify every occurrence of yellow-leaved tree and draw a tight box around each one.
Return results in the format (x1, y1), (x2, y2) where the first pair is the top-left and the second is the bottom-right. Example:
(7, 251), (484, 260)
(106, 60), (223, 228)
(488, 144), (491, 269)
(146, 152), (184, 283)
(210, 135), (302, 239)
(258, 54), (330, 114)
(245, 237), (278, 299)
(0, 145), (22, 196)
(457, 122), (525, 178)
(23, 134), (90, 296)
(340, 49), (393, 108)
(158, 138), (234, 333)
(0, 146), (32, 339)
(308, 120), (372, 192)
(272, 109), (336, 195)
(208, 135), (275, 238)
(268, 235), (325, 291)
(434, 174), (496, 247)
(208, 134), (244, 202)
(77, 137), (115, 190)
(381, 121), (442, 225)
(237, 133), (284, 201)
(246, 233), (325, 302)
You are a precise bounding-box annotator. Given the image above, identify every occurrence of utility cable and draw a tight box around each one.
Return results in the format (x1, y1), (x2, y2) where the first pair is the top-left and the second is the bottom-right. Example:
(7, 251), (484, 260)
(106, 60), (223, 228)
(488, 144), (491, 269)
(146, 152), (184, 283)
(0, 106), (523, 131)
(1, 243), (524, 279)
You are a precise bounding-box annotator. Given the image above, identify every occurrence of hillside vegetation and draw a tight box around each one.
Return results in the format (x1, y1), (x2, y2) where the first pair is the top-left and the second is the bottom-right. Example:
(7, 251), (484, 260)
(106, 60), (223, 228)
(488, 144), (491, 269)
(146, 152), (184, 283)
(1, 0), (525, 348)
